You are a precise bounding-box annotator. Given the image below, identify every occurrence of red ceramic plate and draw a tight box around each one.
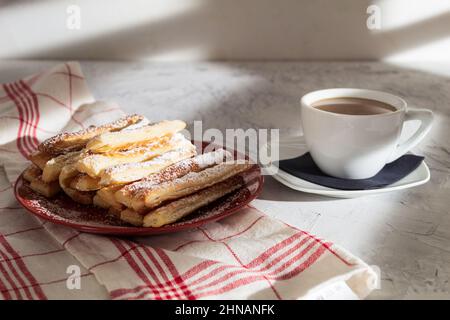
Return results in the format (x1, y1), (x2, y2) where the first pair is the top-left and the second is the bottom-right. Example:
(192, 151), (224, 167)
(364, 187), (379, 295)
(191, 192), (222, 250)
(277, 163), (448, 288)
(14, 142), (263, 236)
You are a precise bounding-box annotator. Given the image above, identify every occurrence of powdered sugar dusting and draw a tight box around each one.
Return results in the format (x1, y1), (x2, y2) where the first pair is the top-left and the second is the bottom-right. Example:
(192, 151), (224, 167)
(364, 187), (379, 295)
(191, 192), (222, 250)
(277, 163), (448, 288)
(138, 161), (252, 198)
(169, 182), (254, 226)
(18, 182), (128, 227)
(77, 133), (184, 173)
(39, 114), (143, 154)
(17, 165), (262, 232)
(121, 117), (150, 131)
(19, 110), (263, 234)
(103, 137), (195, 176)
(123, 148), (232, 195)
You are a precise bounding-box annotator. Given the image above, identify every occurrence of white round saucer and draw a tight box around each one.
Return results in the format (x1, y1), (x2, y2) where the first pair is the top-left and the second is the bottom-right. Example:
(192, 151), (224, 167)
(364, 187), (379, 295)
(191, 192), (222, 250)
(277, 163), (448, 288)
(261, 135), (430, 198)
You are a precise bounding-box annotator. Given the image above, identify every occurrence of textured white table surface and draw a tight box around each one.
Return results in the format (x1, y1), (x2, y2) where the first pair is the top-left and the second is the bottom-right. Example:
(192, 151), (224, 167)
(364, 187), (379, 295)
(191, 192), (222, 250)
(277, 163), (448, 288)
(0, 60), (449, 300)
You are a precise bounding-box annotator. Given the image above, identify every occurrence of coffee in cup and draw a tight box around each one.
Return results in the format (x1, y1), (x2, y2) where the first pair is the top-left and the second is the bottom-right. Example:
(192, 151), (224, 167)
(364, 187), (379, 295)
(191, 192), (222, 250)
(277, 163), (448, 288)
(312, 97), (396, 115)
(300, 89), (433, 179)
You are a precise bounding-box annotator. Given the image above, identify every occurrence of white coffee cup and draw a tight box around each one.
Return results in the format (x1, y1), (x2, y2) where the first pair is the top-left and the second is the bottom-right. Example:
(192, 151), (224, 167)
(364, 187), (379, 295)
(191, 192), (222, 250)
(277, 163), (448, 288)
(300, 88), (433, 179)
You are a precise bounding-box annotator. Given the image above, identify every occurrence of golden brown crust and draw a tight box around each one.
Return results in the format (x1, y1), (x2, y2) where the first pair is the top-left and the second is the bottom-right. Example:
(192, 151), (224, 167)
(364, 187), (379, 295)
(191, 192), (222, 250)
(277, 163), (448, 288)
(70, 174), (101, 191)
(142, 175), (244, 227)
(98, 140), (196, 185)
(42, 151), (82, 182)
(58, 164), (93, 204)
(38, 114), (143, 155)
(24, 164), (61, 197)
(23, 114), (252, 228)
(23, 165), (42, 182)
(120, 208), (144, 226)
(94, 184), (125, 209)
(29, 178), (61, 198)
(115, 149), (231, 212)
(142, 161), (252, 209)
(86, 120), (186, 153)
(108, 205), (123, 217)
(76, 134), (177, 178)
(93, 193), (111, 208)
(29, 151), (53, 170)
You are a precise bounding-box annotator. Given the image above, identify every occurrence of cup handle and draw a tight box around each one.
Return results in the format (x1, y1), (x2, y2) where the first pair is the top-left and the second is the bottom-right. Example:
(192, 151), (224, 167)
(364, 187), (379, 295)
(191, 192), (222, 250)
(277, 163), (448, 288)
(387, 108), (433, 163)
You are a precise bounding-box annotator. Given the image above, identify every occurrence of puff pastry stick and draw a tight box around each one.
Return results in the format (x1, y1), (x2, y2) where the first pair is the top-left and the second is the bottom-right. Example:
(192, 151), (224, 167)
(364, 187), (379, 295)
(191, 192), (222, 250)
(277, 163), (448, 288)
(86, 120), (186, 153)
(75, 133), (183, 178)
(29, 151), (53, 170)
(142, 175), (244, 227)
(115, 148), (232, 212)
(38, 114), (143, 155)
(92, 193), (110, 209)
(70, 174), (101, 191)
(59, 164), (93, 205)
(93, 184), (125, 209)
(23, 165), (42, 182)
(42, 151), (82, 182)
(108, 205), (123, 217)
(120, 208), (144, 226)
(23, 163), (61, 197)
(99, 140), (196, 185)
(143, 161), (253, 209)
(63, 188), (94, 205)
(30, 178), (61, 198)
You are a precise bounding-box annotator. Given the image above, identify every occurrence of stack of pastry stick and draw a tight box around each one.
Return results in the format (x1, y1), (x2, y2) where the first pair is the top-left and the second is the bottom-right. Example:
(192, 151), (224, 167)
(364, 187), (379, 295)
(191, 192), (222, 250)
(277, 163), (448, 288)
(22, 114), (254, 227)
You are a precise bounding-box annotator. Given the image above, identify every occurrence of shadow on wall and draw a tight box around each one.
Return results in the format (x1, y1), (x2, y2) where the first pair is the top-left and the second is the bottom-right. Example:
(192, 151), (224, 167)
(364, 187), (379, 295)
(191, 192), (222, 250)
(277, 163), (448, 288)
(2, 0), (450, 60)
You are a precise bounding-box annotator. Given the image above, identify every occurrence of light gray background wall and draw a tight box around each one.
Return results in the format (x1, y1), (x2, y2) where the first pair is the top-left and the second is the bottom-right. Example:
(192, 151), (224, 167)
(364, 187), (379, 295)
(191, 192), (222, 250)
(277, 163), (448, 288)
(1, 0), (449, 62)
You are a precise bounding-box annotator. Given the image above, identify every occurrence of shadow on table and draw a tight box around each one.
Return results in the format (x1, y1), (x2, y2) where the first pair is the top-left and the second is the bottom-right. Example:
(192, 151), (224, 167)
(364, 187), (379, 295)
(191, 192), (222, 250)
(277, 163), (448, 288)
(4, 0), (450, 62)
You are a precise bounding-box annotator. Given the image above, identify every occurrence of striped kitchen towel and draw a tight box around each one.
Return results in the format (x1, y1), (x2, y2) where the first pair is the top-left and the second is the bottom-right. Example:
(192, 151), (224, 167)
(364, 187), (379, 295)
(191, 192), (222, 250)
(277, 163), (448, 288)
(0, 62), (378, 300)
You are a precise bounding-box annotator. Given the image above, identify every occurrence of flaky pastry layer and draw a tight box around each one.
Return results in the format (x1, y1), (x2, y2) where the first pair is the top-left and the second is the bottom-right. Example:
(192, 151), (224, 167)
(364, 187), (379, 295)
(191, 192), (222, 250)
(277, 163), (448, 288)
(142, 175), (244, 227)
(99, 138), (196, 185)
(75, 133), (183, 178)
(86, 120), (186, 153)
(142, 161), (253, 209)
(115, 148), (232, 212)
(38, 114), (143, 155)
